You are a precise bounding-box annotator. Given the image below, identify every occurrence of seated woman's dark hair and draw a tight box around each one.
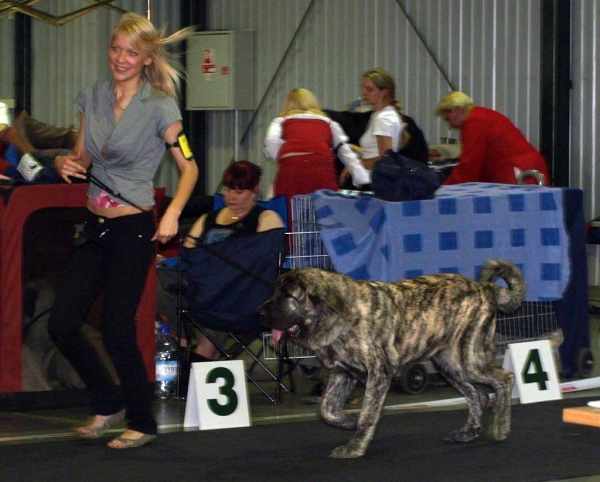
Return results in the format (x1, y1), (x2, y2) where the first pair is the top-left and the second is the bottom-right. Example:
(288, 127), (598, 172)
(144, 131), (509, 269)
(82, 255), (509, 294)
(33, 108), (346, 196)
(222, 160), (262, 190)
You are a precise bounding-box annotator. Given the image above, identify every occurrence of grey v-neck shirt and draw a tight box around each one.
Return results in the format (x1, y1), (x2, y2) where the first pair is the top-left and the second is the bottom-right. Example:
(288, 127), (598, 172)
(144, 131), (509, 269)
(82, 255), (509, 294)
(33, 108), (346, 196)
(75, 78), (181, 207)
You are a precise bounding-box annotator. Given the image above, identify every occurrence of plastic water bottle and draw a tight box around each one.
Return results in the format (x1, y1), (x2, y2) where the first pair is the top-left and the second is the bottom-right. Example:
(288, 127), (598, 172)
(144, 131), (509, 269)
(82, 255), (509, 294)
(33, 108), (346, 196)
(155, 323), (178, 399)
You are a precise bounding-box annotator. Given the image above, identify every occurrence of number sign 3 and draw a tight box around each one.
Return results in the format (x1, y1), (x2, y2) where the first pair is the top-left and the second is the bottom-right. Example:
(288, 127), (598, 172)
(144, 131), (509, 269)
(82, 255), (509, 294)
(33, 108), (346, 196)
(184, 360), (251, 430)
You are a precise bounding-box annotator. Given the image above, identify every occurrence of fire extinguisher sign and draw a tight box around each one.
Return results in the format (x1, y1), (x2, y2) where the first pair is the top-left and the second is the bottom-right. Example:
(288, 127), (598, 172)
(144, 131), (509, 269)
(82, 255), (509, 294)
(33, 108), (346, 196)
(201, 49), (216, 74)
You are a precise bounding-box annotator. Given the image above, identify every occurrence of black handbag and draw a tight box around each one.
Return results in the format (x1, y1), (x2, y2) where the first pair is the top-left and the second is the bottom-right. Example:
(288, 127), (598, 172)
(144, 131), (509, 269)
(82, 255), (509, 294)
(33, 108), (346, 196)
(371, 150), (441, 202)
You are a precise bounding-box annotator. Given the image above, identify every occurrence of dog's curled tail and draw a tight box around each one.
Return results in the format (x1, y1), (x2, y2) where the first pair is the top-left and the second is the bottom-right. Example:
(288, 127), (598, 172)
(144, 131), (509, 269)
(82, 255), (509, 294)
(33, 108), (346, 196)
(479, 259), (526, 313)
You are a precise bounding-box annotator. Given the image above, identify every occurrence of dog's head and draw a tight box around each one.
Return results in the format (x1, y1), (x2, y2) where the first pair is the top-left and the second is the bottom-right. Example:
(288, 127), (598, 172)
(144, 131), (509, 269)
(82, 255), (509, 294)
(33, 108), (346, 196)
(259, 268), (350, 348)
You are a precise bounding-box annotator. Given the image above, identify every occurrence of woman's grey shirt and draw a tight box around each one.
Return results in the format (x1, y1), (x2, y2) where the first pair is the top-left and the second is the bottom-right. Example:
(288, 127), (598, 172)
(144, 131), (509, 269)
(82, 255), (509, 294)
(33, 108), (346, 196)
(75, 78), (181, 207)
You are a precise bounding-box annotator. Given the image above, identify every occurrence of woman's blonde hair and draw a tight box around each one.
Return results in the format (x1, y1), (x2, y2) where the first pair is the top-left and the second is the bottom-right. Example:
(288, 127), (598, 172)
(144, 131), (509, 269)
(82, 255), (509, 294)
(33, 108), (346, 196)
(279, 88), (326, 117)
(112, 13), (196, 97)
(362, 68), (403, 112)
(435, 91), (474, 116)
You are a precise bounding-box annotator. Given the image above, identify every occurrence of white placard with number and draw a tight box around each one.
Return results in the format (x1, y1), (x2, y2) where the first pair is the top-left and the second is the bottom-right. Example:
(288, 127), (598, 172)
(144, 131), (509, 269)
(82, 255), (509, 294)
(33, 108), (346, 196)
(184, 360), (251, 430)
(502, 340), (562, 404)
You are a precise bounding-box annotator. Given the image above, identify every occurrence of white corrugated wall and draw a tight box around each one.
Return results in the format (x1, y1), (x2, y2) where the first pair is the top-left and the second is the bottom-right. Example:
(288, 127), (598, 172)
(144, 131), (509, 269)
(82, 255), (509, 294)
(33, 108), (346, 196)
(572, 1), (600, 286)
(204, 0), (543, 201)
(0, 11), (15, 109)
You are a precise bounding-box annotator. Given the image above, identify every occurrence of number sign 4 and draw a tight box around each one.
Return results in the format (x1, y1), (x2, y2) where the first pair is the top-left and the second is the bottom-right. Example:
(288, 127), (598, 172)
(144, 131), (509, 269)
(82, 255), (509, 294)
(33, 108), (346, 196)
(503, 340), (562, 404)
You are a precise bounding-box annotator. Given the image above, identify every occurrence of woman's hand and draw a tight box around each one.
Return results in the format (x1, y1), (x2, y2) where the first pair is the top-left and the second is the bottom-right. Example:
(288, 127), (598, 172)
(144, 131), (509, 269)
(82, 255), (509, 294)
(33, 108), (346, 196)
(349, 144), (362, 157)
(152, 210), (179, 244)
(54, 152), (88, 183)
(338, 168), (351, 186)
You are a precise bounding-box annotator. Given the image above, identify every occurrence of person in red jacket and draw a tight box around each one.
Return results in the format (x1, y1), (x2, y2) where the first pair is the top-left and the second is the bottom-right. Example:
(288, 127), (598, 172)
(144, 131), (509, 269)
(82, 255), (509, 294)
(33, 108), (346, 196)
(435, 91), (550, 185)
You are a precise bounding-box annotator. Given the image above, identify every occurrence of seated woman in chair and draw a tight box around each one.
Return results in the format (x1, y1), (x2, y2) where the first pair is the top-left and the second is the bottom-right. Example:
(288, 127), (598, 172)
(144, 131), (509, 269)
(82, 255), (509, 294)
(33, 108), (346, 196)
(158, 160), (284, 363)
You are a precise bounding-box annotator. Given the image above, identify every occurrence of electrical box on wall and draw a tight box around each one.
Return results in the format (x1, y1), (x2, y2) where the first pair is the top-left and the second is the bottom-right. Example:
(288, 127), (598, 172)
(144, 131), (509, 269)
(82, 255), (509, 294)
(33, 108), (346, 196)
(186, 30), (255, 110)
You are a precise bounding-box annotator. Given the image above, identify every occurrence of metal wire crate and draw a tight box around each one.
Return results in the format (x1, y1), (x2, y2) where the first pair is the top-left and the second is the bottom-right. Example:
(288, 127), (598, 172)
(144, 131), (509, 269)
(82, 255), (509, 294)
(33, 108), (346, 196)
(262, 333), (316, 360)
(284, 195), (333, 270)
(494, 301), (559, 358)
(264, 195), (333, 361)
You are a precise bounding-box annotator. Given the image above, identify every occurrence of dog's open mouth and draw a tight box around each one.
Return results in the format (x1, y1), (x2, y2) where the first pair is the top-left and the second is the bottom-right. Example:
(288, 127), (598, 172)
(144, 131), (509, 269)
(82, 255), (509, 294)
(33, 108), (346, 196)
(287, 324), (301, 338)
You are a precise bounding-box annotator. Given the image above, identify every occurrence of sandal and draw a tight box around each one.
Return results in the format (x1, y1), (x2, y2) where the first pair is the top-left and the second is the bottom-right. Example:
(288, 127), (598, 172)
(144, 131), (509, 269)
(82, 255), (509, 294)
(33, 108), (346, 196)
(73, 409), (126, 439)
(107, 430), (156, 449)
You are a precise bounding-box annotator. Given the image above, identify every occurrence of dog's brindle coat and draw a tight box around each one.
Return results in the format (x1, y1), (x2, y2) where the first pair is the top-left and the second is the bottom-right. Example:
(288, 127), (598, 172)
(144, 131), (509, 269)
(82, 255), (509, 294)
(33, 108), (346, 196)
(260, 259), (525, 458)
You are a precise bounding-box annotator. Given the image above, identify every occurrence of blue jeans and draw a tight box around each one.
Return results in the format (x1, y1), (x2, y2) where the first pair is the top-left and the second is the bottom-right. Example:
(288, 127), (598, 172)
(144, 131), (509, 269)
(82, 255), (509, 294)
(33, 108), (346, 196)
(48, 209), (157, 435)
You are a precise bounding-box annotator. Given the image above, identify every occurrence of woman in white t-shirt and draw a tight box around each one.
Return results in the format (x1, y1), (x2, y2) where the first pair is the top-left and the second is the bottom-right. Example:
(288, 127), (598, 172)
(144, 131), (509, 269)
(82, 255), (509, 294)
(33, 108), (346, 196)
(352, 69), (403, 171)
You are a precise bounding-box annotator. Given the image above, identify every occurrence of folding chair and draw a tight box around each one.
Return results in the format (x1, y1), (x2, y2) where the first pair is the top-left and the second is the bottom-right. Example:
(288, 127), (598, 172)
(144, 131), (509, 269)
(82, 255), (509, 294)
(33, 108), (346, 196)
(179, 227), (290, 403)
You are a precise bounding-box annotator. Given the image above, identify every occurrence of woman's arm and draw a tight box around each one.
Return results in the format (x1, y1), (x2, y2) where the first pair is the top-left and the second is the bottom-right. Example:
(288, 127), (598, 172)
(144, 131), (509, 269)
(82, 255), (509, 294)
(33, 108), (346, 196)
(183, 213), (207, 247)
(264, 117), (284, 159)
(330, 121), (370, 186)
(53, 113), (92, 183)
(360, 109), (404, 169)
(361, 135), (393, 170)
(155, 121), (199, 244)
(257, 210), (285, 232)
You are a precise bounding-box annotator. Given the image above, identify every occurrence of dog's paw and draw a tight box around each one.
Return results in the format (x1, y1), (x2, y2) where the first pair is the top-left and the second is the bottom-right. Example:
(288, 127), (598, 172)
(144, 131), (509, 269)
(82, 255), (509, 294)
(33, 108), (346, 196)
(443, 428), (481, 443)
(329, 444), (365, 459)
(489, 422), (510, 441)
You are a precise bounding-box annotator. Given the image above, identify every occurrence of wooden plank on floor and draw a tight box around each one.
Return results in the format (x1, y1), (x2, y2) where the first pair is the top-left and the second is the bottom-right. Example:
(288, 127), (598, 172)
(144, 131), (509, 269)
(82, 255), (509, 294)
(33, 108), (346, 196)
(563, 406), (600, 428)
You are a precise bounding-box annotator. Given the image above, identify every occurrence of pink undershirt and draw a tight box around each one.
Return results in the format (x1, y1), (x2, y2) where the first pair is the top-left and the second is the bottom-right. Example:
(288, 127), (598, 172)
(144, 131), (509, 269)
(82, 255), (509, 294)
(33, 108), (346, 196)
(90, 190), (126, 208)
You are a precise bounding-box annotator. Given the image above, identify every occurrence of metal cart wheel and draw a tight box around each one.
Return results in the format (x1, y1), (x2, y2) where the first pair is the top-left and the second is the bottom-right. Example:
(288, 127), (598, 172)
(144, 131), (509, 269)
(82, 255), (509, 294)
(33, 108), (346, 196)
(577, 348), (594, 378)
(396, 362), (429, 394)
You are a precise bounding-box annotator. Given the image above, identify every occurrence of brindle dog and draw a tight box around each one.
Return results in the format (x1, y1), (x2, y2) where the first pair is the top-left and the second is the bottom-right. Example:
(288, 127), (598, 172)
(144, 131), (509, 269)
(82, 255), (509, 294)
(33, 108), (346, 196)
(259, 259), (525, 458)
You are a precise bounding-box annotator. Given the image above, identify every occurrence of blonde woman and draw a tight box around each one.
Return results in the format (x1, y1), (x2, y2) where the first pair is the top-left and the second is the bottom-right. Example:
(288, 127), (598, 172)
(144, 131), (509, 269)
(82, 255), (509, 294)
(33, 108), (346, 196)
(354, 68), (404, 170)
(49, 13), (198, 449)
(264, 87), (369, 214)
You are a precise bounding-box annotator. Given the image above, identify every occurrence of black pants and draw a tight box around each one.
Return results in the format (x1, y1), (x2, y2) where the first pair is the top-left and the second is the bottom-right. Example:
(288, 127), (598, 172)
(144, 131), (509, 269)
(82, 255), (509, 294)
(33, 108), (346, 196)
(48, 210), (157, 435)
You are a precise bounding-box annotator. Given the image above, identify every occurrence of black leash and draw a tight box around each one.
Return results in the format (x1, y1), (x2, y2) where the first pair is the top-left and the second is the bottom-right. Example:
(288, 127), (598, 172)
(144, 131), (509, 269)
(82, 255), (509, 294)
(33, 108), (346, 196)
(23, 308), (53, 336)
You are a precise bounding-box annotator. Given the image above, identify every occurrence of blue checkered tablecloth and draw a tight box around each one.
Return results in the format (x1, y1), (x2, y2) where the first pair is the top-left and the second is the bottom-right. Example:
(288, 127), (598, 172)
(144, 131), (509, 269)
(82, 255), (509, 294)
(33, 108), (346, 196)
(311, 183), (571, 301)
